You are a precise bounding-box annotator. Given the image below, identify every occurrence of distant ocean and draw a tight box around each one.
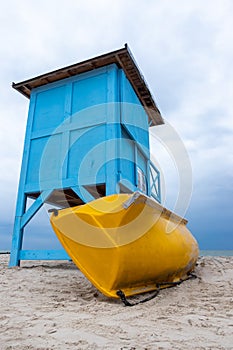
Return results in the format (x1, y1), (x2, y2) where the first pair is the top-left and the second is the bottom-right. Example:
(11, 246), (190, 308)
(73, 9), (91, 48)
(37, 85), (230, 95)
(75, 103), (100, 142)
(200, 250), (233, 256)
(1, 250), (233, 256)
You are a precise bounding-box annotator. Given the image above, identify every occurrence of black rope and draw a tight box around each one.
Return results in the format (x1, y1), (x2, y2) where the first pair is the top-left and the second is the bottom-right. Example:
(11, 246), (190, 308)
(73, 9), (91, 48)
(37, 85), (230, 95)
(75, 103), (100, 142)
(48, 208), (59, 216)
(116, 272), (198, 307)
(116, 286), (160, 307)
(187, 272), (198, 280)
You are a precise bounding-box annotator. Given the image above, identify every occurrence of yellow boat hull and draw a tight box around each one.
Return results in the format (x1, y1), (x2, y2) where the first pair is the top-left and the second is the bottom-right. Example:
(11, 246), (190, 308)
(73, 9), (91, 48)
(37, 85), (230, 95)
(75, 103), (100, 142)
(50, 192), (199, 298)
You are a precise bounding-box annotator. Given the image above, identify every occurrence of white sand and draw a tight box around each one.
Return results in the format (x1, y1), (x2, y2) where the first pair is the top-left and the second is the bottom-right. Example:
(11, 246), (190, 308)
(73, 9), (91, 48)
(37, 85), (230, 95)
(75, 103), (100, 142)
(0, 254), (232, 350)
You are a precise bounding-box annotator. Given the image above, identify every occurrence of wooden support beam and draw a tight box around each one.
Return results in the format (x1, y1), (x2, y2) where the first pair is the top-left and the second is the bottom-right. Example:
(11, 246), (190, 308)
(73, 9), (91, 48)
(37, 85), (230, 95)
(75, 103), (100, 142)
(20, 189), (53, 229)
(19, 249), (70, 260)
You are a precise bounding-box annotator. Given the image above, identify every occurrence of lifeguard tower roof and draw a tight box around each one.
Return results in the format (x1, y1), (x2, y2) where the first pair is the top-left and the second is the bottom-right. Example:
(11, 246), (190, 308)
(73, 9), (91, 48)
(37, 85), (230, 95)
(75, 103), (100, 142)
(12, 44), (164, 127)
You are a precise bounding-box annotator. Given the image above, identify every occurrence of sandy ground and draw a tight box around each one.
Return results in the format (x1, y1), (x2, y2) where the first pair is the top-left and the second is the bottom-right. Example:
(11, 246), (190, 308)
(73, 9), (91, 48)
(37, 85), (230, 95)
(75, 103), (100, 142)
(0, 254), (232, 350)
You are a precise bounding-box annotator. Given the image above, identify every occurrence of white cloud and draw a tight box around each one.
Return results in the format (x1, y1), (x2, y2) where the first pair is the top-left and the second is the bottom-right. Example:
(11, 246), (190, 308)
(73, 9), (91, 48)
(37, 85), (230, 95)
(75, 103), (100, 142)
(0, 0), (233, 248)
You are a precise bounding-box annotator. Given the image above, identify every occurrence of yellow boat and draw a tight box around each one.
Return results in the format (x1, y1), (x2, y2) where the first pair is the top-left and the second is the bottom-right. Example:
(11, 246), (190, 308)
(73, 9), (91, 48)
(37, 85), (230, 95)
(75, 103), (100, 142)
(49, 192), (199, 299)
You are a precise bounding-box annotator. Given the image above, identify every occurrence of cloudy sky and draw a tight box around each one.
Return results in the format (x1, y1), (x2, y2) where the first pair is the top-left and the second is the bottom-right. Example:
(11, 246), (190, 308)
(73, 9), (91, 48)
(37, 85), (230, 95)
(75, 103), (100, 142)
(0, 0), (232, 252)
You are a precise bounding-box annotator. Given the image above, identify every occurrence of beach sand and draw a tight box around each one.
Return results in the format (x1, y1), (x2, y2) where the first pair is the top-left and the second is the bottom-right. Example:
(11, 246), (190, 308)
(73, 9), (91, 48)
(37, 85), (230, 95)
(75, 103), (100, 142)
(0, 254), (232, 350)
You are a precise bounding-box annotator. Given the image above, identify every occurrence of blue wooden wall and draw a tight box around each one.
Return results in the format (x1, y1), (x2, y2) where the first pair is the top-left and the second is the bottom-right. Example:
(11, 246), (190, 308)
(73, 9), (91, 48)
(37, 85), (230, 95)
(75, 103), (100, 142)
(24, 63), (150, 198)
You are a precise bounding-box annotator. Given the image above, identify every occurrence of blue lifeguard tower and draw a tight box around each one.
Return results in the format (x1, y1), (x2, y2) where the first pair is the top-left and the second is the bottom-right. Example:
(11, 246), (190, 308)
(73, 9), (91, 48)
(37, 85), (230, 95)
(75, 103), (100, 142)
(9, 45), (164, 266)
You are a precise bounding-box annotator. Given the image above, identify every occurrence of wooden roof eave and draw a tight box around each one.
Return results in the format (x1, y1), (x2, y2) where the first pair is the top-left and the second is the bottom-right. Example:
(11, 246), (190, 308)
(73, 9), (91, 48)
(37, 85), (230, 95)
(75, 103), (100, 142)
(12, 44), (164, 127)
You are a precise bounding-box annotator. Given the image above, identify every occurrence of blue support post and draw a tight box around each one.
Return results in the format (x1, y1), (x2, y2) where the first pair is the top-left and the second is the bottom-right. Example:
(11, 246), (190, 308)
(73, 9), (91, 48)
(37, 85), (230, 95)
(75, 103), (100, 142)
(147, 159), (151, 197)
(106, 65), (120, 196)
(9, 189), (53, 267)
(9, 216), (25, 267)
(9, 94), (36, 266)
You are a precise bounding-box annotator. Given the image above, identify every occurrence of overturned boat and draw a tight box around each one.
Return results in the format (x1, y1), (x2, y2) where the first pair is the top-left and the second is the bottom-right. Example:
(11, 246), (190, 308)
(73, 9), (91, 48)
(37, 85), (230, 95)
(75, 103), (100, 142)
(49, 191), (199, 299)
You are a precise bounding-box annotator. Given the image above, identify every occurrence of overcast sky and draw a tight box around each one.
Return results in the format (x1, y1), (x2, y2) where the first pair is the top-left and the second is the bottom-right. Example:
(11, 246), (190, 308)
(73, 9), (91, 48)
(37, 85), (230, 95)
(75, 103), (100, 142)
(0, 0), (232, 251)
